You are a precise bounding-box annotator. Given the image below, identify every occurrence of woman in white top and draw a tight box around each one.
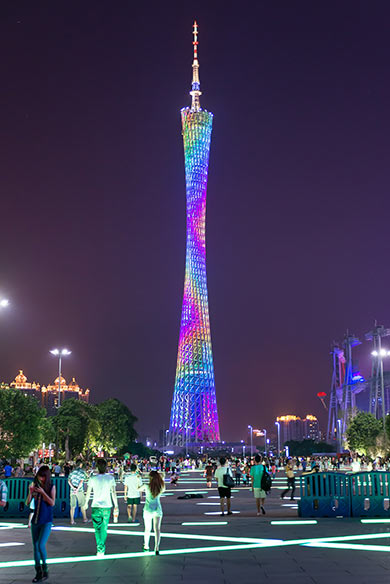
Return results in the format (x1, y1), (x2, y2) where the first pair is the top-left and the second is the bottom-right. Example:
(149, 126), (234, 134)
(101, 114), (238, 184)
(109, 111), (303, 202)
(138, 470), (165, 554)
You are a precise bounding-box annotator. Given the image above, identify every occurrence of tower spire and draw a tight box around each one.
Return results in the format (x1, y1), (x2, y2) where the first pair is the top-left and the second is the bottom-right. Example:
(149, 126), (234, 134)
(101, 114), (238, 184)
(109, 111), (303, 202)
(190, 20), (202, 111)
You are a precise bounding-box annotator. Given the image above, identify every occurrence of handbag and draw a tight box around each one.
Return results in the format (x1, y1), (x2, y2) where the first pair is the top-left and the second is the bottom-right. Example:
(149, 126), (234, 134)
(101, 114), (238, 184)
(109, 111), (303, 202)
(223, 468), (235, 488)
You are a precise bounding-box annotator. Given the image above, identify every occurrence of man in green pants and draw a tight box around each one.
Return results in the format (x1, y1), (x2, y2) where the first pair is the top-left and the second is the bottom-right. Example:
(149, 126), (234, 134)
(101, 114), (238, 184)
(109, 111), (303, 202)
(86, 458), (118, 557)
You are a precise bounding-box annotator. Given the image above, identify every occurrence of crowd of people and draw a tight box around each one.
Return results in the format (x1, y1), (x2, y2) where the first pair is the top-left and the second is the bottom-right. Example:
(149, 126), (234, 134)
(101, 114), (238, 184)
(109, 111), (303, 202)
(1, 451), (390, 582)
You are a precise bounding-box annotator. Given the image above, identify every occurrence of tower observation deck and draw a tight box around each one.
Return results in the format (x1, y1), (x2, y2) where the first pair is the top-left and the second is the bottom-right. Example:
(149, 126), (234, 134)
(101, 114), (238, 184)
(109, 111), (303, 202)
(168, 22), (220, 446)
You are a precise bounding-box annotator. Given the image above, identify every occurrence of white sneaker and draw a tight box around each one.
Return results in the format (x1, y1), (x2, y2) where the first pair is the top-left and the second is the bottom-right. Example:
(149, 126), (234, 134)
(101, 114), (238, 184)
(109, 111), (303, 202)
(96, 552), (105, 558)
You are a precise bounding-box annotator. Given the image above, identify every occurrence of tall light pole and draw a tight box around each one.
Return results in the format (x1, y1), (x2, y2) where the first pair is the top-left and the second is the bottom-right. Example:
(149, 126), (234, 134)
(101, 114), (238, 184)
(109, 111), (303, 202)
(248, 425), (253, 457)
(263, 429), (267, 455)
(275, 421), (280, 455)
(50, 348), (71, 408)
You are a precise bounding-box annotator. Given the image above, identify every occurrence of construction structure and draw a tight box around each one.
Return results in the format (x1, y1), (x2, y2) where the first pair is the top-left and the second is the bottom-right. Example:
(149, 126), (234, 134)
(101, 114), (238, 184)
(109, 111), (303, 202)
(326, 322), (390, 447)
(365, 322), (390, 425)
(168, 22), (220, 446)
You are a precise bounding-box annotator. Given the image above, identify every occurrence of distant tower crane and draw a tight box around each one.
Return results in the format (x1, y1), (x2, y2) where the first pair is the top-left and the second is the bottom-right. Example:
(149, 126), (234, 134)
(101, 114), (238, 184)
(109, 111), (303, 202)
(327, 343), (345, 441)
(341, 332), (361, 435)
(365, 322), (390, 426)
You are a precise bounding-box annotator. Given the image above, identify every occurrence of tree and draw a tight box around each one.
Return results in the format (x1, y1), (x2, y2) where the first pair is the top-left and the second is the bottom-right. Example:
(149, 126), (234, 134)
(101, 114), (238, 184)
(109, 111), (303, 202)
(346, 411), (383, 456)
(52, 399), (93, 461)
(96, 399), (137, 455)
(0, 388), (46, 458)
(284, 439), (336, 457)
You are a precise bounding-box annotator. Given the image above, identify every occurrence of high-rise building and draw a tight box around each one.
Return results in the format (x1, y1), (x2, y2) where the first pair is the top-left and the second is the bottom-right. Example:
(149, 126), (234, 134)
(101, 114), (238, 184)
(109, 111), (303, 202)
(168, 22), (220, 446)
(276, 415), (320, 444)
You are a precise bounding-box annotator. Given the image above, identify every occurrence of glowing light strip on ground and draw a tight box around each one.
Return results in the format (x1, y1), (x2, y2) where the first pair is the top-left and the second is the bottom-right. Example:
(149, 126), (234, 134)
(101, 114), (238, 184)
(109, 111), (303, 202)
(182, 522), (228, 526)
(360, 519), (390, 524)
(271, 521), (317, 525)
(52, 526), (279, 544)
(1, 530), (390, 569)
(304, 542), (390, 552)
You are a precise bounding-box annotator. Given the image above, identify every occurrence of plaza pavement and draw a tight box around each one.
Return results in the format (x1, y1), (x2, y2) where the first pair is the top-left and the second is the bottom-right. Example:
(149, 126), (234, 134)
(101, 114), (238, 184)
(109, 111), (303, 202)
(1, 470), (390, 584)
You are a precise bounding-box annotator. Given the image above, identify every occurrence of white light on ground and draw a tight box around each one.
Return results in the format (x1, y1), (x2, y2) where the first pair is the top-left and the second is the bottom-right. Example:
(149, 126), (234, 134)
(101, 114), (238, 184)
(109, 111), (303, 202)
(204, 511), (240, 515)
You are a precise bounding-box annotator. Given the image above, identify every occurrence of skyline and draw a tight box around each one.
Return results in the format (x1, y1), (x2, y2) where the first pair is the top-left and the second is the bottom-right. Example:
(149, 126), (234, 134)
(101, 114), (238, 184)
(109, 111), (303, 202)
(1, 2), (390, 441)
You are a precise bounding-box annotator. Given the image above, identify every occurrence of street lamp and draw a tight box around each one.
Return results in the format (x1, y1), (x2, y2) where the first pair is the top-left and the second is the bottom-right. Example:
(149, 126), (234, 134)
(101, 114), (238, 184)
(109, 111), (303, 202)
(263, 429), (267, 455)
(275, 421), (280, 455)
(0, 298), (9, 308)
(50, 348), (71, 408)
(248, 425), (253, 457)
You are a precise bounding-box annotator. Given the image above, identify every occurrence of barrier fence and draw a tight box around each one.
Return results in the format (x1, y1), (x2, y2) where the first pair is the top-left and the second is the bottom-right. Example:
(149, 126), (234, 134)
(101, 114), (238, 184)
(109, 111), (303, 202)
(299, 471), (390, 517)
(0, 477), (71, 518)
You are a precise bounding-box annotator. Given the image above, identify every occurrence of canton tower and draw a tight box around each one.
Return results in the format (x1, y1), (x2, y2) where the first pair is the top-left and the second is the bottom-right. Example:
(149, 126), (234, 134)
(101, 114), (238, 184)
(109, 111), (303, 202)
(168, 22), (220, 446)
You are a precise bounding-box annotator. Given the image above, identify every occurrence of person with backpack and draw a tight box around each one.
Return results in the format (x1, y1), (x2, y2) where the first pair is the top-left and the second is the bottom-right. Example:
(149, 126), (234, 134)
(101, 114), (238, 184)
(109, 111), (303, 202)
(250, 454), (268, 516)
(214, 457), (234, 516)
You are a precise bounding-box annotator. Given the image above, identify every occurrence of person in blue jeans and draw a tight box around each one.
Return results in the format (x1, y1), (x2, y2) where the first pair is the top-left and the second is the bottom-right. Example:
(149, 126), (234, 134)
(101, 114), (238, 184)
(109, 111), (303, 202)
(26, 465), (56, 582)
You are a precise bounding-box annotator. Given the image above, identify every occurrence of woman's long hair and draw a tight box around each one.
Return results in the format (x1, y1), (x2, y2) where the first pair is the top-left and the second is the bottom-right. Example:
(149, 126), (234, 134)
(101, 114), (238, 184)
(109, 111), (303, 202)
(149, 470), (164, 498)
(36, 465), (52, 495)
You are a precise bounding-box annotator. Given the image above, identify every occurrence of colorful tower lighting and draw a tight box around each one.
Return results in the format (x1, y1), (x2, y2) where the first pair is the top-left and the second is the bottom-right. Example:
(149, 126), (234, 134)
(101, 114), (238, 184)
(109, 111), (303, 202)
(168, 22), (220, 446)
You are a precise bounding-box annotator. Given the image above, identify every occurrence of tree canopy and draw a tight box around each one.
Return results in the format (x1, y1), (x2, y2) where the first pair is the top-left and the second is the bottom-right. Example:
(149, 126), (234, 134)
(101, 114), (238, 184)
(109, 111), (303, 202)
(346, 411), (383, 456)
(0, 388), (46, 458)
(284, 439), (335, 457)
(52, 398), (137, 460)
(96, 399), (137, 455)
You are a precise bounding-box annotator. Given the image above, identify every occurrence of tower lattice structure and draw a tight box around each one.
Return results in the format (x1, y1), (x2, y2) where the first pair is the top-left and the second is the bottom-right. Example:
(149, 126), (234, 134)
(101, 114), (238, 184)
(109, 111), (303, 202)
(168, 22), (220, 446)
(365, 322), (390, 424)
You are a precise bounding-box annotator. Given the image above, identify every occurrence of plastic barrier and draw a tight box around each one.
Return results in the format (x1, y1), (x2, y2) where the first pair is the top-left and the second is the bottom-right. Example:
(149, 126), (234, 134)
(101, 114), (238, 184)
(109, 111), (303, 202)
(298, 472), (351, 517)
(0, 477), (72, 519)
(349, 472), (390, 517)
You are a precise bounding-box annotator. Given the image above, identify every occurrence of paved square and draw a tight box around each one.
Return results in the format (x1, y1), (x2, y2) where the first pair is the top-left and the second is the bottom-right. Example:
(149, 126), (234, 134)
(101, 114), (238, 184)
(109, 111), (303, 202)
(1, 470), (390, 583)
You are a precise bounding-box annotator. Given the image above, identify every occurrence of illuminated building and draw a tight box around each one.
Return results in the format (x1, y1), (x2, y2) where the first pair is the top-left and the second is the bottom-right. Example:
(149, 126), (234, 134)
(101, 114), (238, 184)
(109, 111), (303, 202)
(168, 22), (220, 446)
(276, 415), (320, 444)
(42, 376), (90, 416)
(2, 371), (90, 415)
(10, 370), (41, 402)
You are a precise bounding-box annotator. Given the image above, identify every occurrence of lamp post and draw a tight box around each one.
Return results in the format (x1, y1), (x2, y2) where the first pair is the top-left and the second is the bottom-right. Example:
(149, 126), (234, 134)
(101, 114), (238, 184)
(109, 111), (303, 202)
(275, 421), (280, 455)
(248, 425), (253, 457)
(50, 348), (71, 408)
(263, 429), (267, 455)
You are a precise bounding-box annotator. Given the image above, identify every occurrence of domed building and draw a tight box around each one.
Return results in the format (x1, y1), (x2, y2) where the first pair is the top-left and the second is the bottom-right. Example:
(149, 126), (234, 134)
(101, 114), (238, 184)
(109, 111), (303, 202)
(3, 370), (90, 415)
(42, 376), (90, 416)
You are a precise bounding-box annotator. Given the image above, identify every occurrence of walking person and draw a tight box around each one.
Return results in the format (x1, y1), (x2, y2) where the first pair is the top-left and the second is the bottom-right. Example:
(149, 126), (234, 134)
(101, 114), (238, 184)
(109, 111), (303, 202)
(138, 470), (165, 554)
(68, 459), (89, 524)
(214, 457), (233, 516)
(281, 460), (296, 501)
(204, 461), (214, 488)
(26, 465), (56, 582)
(124, 463), (142, 523)
(250, 454), (267, 515)
(86, 458), (118, 557)
(234, 460), (242, 485)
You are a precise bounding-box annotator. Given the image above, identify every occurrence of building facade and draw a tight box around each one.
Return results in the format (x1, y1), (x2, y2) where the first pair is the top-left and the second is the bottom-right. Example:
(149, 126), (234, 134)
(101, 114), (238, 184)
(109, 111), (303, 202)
(3, 370), (90, 415)
(276, 414), (320, 444)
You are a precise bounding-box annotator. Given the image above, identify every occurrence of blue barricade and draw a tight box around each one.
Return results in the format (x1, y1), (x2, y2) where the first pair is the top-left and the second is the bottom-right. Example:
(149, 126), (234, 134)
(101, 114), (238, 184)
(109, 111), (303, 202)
(298, 472), (351, 517)
(349, 472), (390, 517)
(0, 477), (72, 519)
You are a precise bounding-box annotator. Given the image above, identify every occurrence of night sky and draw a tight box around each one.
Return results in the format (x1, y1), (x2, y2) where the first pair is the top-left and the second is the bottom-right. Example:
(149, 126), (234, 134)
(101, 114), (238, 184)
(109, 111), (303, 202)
(1, 2), (390, 442)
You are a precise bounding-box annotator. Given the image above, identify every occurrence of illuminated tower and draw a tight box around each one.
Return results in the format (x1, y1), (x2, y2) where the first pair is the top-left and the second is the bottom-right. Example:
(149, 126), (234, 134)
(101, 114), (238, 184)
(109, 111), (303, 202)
(168, 22), (220, 446)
